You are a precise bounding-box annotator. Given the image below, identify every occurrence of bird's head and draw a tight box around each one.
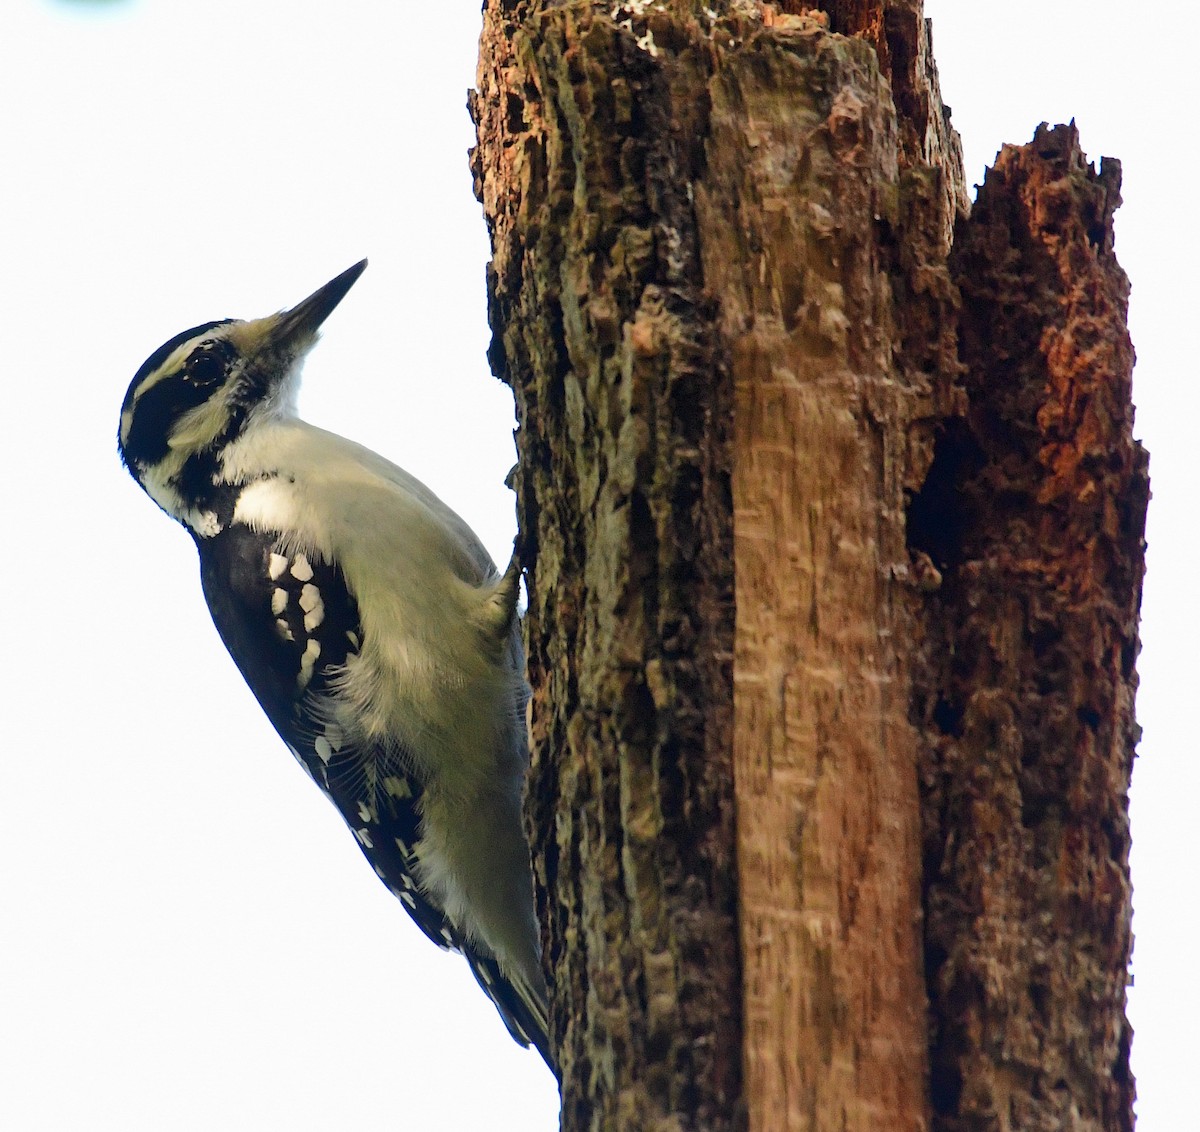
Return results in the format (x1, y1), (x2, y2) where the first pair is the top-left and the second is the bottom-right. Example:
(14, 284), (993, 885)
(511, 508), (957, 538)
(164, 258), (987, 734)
(118, 259), (366, 533)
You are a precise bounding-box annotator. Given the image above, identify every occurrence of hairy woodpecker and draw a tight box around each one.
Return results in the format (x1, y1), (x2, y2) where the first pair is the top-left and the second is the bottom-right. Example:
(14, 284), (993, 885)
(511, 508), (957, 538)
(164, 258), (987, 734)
(117, 261), (551, 1069)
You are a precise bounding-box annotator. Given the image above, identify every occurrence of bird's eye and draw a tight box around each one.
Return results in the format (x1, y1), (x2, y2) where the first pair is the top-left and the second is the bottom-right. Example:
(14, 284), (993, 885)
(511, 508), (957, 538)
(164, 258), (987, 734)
(186, 344), (227, 386)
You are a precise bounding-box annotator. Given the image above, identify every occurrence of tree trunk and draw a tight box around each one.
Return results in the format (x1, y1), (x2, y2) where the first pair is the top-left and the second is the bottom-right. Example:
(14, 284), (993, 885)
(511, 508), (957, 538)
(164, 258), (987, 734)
(472, 3), (1144, 1130)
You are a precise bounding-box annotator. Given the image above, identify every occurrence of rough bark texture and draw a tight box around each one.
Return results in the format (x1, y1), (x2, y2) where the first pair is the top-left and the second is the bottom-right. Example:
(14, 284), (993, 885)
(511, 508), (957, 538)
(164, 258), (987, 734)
(473, 6), (740, 1128)
(800, 1), (966, 212)
(910, 122), (1144, 1132)
(473, 3), (1142, 1130)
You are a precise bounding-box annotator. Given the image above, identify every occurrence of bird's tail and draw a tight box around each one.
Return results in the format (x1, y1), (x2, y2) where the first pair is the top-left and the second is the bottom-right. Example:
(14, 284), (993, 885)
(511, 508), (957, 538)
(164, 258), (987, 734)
(465, 947), (554, 1075)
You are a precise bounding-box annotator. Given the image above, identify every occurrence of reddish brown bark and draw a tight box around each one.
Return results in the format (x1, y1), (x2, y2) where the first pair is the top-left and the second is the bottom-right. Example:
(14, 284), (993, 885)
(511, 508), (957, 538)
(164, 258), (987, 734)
(911, 122), (1144, 1132)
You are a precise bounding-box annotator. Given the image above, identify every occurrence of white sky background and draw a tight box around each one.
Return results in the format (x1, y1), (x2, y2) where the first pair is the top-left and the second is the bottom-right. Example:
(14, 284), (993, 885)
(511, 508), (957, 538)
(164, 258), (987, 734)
(0, 1), (1190, 1129)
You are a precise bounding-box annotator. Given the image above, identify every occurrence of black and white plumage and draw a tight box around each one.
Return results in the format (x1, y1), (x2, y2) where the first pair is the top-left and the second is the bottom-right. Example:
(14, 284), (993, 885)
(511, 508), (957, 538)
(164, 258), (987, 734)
(117, 260), (551, 1070)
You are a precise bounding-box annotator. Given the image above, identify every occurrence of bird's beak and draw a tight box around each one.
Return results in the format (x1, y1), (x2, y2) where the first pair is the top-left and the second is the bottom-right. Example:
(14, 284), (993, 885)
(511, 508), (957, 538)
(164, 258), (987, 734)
(272, 259), (368, 351)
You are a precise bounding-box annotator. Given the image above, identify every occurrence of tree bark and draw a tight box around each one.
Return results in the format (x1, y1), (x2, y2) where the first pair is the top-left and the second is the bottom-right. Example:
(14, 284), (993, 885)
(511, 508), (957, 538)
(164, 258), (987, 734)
(473, 7), (740, 1127)
(913, 122), (1144, 1132)
(472, 4), (1143, 1130)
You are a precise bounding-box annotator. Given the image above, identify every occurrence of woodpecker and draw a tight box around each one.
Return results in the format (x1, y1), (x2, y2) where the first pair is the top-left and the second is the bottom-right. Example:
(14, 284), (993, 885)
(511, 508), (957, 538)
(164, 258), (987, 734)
(117, 260), (551, 1069)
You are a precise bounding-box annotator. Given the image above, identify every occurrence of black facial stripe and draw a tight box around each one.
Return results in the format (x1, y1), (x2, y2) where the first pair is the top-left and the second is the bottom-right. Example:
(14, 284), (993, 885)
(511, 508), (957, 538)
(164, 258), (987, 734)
(120, 370), (211, 467)
(120, 319), (233, 417)
(119, 323), (240, 470)
(178, 456), (243, 525)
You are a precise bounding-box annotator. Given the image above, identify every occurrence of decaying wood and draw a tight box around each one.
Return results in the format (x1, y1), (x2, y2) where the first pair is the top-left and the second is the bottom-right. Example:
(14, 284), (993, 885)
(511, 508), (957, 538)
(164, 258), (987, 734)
(473, 3), (1142, 1129)
(911, 122), (1144, 1132)
(697, 24), (949, 1132)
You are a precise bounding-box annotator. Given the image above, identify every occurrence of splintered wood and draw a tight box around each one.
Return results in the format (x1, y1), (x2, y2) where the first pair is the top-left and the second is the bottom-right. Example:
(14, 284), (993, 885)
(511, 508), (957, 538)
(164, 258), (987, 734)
(696, 28), (928, 1132)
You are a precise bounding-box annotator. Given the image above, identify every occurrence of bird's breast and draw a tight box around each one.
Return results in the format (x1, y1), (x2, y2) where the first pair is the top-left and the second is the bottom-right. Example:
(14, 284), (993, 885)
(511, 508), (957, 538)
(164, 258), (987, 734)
(226, 460), (517, 798)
